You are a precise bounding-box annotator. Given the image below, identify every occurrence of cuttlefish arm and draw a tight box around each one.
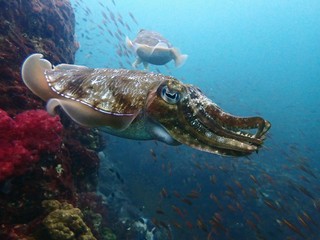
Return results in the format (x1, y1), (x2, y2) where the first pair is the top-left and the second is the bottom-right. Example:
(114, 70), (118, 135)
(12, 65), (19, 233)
(22, 54), (271, 156)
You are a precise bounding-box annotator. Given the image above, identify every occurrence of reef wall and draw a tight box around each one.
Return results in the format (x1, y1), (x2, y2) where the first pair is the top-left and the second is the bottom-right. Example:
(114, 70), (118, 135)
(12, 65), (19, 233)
(0, 0), (78, 114)
(0, 1), (111, 239)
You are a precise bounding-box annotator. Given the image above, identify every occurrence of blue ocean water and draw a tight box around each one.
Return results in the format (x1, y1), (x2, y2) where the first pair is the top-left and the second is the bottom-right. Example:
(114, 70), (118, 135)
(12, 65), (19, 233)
(72, 0), (320, 239)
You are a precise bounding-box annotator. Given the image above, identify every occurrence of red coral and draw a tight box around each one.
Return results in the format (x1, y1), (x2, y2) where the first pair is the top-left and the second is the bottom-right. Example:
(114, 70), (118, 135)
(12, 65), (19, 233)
(0, 109), (63, 182)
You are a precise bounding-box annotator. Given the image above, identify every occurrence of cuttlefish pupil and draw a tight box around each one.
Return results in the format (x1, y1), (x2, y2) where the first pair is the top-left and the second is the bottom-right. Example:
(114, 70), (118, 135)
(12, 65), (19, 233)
(22, 53), (271, 156)
(160, 85), (180, 104)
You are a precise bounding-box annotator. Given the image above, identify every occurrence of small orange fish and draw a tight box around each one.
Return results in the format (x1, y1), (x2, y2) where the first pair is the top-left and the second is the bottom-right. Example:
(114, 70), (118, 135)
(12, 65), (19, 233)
(210, 193), (218, 202)
(251, 211), (261, 223)
(172, 221), (182, 229)
(227, 204), (237, 212)
(297, 215), (308, 228)
(196, 217), (208, 232)
(209, 175), (217, 184)
(249, 174), (259, 185)
(173, 190), (181, 199)
(150, 149), (157, 161)
(185, 221), (193, 229)
(248, 187), (258, 199)
(171, 205), (186, 218)
(187, 190), (200, 199)
(236, 201), (243, 211)
(192, 160), (202, 170)
(263, 198), (278, 210)
(234, 180), (243, 190)
(299, 164), (317, 179)
(167, 162), (172, 176)
(181, 198), (193, 206)
(282, 219), (305, 238)
(156, 209), (165, 215)
(302, 211), (317, 226)
(246, 219), (258, 230)
(210, 213), (226, 232)
(298, 185), (315, 200)
(160, 187), (168, 198)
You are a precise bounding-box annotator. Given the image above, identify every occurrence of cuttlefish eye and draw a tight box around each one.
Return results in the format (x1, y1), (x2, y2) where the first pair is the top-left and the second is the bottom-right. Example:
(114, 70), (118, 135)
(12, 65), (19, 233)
(161, 85), (180, 104)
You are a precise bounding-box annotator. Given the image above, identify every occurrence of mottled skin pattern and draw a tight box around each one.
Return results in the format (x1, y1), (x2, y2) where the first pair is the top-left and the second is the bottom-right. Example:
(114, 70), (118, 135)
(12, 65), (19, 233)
(22, 54), (271, 156)
(134, 30), (172, 48)
(46, 67), (168, 114)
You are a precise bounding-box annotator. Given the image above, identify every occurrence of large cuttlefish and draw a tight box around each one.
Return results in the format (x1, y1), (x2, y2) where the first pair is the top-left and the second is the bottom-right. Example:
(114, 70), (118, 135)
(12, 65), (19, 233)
(22, 54), (271, 156)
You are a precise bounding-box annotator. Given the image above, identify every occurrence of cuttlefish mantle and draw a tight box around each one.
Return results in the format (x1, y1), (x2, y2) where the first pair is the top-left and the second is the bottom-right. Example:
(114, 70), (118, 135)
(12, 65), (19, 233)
(22, 53), (271, 156)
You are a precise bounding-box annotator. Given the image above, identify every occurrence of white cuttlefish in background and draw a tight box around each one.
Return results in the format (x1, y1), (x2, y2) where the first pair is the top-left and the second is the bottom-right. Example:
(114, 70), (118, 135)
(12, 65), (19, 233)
(126, 29), (188, 69)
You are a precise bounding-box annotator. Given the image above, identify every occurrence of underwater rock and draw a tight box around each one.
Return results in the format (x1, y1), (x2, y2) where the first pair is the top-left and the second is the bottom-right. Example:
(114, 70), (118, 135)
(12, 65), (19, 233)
(100, 228), (117, 240)
(76, 192), (113, 239)
(42, 200), (96, 240)
(0, 0), (78, 114)
(0, 1), (104, 239)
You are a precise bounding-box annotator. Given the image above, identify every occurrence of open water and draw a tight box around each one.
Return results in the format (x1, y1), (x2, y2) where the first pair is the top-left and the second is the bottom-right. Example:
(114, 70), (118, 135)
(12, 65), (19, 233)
(71, 1), (320, 239)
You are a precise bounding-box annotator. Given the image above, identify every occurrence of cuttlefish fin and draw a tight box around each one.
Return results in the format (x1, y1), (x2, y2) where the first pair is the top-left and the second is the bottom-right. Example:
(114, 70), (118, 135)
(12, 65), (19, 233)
(151, 124), (180, 145)
(47, 98), (138, 130)
(21, 53), (54, 100)
(21, 54), (88, 100)
(171, 48), (188, 67)
(125, 36), (133, 48)
(154, 42), (168, 49)
(145, 42), (167, 56)
(53, 63), (88, 71)
(135, 44), (156, 57)
(132, 57), (142, 68)
(143, 61), (149, 70)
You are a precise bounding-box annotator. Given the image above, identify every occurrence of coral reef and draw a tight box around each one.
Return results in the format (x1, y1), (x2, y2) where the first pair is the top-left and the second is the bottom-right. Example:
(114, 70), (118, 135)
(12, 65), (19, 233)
(42, 200), (96, 240)
(0, 109), (63, 182)
(77, 192), (117, 240)
(0, 1), (111, 239)
(0, 0), (79, 115)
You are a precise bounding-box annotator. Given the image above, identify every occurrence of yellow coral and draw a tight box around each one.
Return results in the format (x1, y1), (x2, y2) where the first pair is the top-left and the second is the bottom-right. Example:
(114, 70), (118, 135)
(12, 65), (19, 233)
(42, 200), (96, 240)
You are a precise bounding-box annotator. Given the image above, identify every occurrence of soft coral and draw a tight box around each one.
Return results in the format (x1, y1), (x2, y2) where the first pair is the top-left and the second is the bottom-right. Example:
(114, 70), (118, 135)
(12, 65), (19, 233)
(0, 109), (63, 182)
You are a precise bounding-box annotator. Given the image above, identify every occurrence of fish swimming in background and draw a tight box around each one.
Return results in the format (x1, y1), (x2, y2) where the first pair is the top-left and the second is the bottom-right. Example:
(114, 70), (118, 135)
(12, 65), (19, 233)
(128, 12), (138, 25)
(21, 54), (271, 156)
(126, 29), (188, 69)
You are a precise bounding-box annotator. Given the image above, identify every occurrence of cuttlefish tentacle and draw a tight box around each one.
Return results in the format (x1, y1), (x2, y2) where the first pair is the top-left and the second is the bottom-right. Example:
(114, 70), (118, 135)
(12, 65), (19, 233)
(146, 81), (271, 156)
(22, 53), (271, 156)
(178, 98), (259, 155)
(186, 86), (270, 144)
(196, 108), (264, 145)
(182, 101), (260, 151)
(199, 104), (269, 139)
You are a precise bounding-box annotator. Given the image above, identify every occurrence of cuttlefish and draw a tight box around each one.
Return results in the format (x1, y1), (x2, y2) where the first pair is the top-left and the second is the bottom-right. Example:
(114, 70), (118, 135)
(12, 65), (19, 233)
(22, 54), (271, 156)
(126, 29), (188, 69)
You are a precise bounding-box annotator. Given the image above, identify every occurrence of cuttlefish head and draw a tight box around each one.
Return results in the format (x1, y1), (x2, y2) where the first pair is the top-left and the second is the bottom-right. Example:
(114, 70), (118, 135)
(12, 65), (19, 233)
(146, 79), (271, 156)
